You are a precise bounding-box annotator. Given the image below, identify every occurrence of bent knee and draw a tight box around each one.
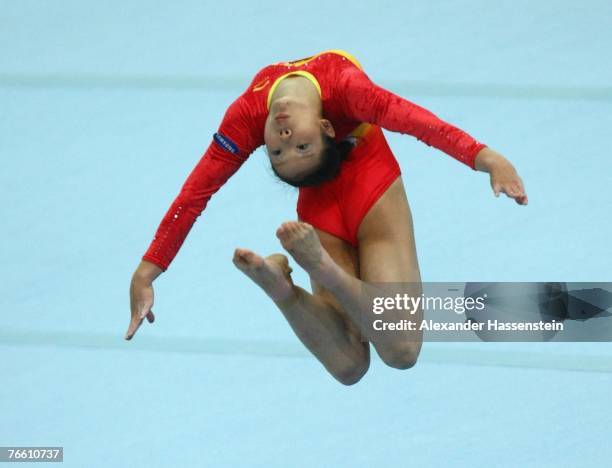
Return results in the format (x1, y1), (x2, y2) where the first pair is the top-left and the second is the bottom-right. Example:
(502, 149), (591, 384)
(331, 358), (370, 386)
(378, 342), (421, 370)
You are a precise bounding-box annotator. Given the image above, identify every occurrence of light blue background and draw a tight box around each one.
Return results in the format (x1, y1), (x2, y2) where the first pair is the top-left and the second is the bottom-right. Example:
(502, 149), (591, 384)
(1, 1), (611, 467)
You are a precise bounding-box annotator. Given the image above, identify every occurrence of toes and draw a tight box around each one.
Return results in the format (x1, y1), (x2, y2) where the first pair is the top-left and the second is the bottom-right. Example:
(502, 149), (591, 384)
(276, 227), (287, 241)
(276, 222), (291, 239)
(286, 221), (300, 234)
(297, 222), (313, 235)
(276, 221), (316, 250)
(232, 255), (247, 269)
(233, 248), (262, 268)
(242, 250), (255, 262)
(232, 249), (242, 263)
(233, 248), (248, 262)
(276, 221), (299, 240)
(288, 226), (300, 238)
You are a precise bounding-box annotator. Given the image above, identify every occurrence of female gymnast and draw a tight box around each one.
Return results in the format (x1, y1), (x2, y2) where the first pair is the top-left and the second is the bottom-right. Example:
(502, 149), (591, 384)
(126, 50), (528, 385)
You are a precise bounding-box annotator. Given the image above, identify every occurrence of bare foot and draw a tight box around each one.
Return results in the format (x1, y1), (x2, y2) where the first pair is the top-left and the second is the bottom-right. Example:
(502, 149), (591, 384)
(276, 221), (339, 286)
(233, 249), (294, 302)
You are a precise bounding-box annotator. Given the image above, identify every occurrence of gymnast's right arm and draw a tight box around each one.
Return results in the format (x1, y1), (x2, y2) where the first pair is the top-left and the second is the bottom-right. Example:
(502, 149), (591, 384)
(125, 94), (260, 340)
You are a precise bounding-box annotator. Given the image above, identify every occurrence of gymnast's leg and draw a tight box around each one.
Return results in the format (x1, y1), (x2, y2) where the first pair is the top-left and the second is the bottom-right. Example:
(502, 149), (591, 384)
(232, 240), (369, 386)
(276, 176), (423, 369)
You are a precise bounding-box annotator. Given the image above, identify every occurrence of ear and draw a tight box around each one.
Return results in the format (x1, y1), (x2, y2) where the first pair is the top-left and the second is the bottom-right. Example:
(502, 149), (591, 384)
(320, 119), (336, 138)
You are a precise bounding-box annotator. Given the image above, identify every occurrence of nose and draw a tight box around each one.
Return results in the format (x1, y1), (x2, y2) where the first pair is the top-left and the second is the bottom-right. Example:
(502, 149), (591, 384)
(279, 128), (292, 140)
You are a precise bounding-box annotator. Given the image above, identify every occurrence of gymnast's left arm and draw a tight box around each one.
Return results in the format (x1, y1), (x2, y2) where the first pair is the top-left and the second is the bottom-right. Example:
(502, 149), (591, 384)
(337, 67), (528, 205)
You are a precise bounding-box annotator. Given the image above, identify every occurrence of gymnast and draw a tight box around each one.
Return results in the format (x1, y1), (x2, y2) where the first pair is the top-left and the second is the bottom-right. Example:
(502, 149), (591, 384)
(126, 50), (528, 385)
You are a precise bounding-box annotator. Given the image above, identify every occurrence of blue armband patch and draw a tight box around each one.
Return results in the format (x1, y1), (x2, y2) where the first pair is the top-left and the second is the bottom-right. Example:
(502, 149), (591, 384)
(213, 132), (239, 155)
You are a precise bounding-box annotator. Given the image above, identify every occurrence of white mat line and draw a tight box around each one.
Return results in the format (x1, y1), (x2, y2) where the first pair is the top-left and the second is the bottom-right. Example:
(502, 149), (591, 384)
(1, 329), (611, 374)
(1, 74), (610, 101)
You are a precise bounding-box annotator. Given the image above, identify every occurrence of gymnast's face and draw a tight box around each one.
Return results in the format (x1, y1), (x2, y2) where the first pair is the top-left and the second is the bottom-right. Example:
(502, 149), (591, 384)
(264, 97), (335, 181)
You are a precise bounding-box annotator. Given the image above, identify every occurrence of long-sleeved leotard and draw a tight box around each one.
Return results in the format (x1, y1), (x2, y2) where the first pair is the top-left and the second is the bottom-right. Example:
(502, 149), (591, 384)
(142, 50), (487, 271)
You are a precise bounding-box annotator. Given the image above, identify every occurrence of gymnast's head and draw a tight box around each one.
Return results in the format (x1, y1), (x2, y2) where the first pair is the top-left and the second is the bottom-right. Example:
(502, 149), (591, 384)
(264, 97), (351, 187)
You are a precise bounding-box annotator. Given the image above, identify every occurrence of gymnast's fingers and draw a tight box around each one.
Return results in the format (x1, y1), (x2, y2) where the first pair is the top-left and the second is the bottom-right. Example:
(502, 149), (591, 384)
(125, 316), (144, 341)
(492, 182), (502, 197)
(127, 279), (155, 340)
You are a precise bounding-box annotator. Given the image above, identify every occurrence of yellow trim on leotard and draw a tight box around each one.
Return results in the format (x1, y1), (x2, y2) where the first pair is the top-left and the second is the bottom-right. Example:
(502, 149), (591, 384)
(324, 49), (363, 70)
(349, 122), (372, 139)
(266, 70), (322, 110)
(267, 50), (364, 109)
(280, 49), (363, 70)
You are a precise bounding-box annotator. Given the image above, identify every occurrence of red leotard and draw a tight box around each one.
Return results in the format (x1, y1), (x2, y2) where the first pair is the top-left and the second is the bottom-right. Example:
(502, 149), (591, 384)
(296, 124), (403, 247)
(142, 50), (487, 271)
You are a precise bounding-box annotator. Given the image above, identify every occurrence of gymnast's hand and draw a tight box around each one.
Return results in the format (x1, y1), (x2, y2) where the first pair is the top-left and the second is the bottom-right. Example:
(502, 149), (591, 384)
(125, 261), (162, 340)
(475, 147), (528, 205)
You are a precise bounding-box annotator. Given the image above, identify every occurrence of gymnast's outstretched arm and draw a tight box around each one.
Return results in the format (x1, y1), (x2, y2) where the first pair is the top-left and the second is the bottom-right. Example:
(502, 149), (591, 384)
(126, 93), (262, 340)
(337, 67), (528, 205)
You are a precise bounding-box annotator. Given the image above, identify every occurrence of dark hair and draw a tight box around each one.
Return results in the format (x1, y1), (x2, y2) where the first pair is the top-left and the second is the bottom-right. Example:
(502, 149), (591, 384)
(271, 134), (354, 187)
